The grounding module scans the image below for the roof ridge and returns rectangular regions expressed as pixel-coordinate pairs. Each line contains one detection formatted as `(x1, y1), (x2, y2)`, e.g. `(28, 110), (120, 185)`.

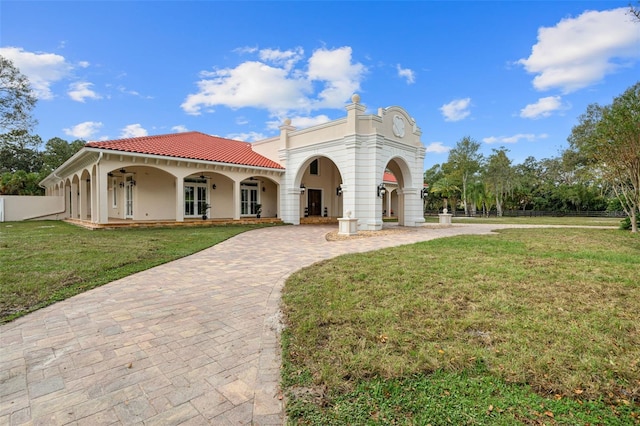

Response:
(84, 131), (283, 169)
(87, 131), (252, 146)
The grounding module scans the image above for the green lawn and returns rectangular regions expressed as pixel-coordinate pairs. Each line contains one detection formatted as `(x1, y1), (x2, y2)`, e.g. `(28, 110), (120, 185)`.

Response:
(281, 228), (639, 424)
(0, 221), (272, 323)
(2, 219), (638, 423)
(428, 215), (623, 227)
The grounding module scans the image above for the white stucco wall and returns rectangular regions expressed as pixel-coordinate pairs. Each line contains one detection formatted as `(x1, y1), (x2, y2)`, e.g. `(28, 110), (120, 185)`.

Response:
(0, 195), (66, 222)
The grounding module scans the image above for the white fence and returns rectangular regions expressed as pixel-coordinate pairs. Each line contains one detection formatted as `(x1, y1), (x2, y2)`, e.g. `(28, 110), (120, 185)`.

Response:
(0, 195), (66, 222)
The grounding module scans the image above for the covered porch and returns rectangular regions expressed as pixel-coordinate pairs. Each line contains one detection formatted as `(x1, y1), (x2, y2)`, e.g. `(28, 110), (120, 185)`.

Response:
(64, 216), (283, 230)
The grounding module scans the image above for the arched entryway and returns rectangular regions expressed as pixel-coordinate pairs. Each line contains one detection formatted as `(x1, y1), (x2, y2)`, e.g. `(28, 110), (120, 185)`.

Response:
(79, 169), (92, 220)
(381, 157), (414, 227)
(296, 155), (344, 221)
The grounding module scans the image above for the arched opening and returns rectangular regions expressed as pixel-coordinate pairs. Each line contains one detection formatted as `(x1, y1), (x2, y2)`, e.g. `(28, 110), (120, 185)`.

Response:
(381, 157), (413, 227)
(80, 169), (92, 220)
(71, 175), (80, 219)
(239, 176), (278, 218)
(107, 166), (177, 221)
(297, 155), (343, 221)
(64, 178), (72, 218)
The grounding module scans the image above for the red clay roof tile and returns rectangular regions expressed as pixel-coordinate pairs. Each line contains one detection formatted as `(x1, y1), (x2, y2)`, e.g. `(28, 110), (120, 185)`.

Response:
(383, 171), (397, 183)
(85, 131), (283, 169)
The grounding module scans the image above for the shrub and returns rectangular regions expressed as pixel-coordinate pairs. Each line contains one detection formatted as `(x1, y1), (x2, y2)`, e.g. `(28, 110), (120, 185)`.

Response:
(619, 215), (640, 230)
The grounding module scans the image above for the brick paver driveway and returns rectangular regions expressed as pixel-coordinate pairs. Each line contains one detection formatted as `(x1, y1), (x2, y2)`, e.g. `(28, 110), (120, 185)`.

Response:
(1, 223), (517, 425)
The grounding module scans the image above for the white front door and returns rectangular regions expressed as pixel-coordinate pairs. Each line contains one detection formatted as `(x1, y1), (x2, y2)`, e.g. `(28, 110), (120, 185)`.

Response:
(184, 179), (208, 217)
(240, 182), (259, 216)
(125, 175), (134, 219)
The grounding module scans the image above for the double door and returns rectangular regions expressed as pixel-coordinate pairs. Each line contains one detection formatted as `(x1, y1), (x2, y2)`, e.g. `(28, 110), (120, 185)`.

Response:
(184, 184), (208, 217)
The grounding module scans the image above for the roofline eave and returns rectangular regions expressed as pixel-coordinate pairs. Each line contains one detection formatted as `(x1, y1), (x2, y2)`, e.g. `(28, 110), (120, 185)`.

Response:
(39, 147), (99, 187)
(90, 147), (286, 174)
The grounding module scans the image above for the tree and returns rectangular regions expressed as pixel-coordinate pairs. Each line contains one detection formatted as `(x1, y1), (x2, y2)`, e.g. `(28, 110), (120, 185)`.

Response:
(41, 137), (85, 173)
(568, 82), (640, 232)
(423, 164), (445, 212)
(0, 130), (43, 173)
(0, 170), (43, 195)
(484, 147), (514, 217)
(513, 156), (541, 211)
(446, 136), (483, 216)
(469, 179), (492, 217)
(430, 176), (460, 213)
(629, 2), (640, 22)
(0, 56), (37, 133)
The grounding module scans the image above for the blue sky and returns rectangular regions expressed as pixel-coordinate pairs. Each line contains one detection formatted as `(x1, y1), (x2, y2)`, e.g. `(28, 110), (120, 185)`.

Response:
(2, 1), (639, 170)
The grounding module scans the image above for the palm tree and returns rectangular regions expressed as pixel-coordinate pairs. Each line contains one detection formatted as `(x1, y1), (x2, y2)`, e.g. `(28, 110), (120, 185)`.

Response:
(430, 177), (460, 213)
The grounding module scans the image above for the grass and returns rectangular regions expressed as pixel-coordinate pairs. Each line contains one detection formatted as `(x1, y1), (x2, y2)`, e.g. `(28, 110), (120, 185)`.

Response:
(0, 220), (272, 323)
(281, 228), (640, 424)
(426, 215), (623, 227)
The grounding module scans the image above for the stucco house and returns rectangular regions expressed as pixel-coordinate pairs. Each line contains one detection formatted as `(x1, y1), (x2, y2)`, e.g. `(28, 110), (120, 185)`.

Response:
(38, 95), (427, 231)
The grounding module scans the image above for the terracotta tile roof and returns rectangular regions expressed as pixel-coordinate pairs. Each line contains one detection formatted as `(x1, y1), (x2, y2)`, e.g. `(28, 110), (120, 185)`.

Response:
(383, 171), (397, 183)
(85, 131), (283, 169)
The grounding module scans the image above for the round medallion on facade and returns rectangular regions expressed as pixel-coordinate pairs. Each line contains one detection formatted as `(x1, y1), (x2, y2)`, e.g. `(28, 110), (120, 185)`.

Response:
(392, 115), (405, 138)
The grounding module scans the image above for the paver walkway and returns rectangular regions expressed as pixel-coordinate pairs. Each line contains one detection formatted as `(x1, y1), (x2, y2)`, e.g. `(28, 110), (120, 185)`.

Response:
(1, 223), (536, 425)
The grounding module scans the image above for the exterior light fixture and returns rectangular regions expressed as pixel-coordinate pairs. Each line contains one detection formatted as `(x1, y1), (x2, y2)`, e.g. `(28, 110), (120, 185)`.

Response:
(212, 184), (217, 190)
(421, 188), (429, 199)
(377, 183), (386, 198)
(336, 185), (343, 196)
(300, 183), (306, 194)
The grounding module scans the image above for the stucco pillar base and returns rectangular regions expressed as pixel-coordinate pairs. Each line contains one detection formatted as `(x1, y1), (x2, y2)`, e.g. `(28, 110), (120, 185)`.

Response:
(338, 217), (358, 236)
(438, 213), (452, 225)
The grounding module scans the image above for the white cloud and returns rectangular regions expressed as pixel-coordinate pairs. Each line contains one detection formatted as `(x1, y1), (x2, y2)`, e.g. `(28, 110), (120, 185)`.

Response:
(68, 81), (101, 102)
(120, 124), (148, 138)
(0, 46), (72, 100)
(483, 133), (545, 144)
(234, 46), (258, 55)
(63, 121), (103, 139)
(78, 61), (90, 68)
(440, 98), (471, 122)
(308, 47), (366, 108)
(172, 125), (188, 133)
(291, 115), (332, 129)
(259, 47), (304, 71)
(227, 131), (267, 142)
(265, 114), (332, 131)
(518, 7), (640, 93)
(425, 142), (451, 154)
(182, 61), (311, 115)
(182, 46), (366, 116)
(520, 96), (568, 119)
(397, 64), (416, 84)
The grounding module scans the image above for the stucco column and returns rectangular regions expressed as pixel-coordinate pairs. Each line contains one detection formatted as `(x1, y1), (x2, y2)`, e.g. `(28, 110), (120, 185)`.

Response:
(386, 190), (392, 218)
(97, 171), (109, 224)
(402, 187), (425, 227)
(233, 179), (241, 220)
(175, 177), (184, 222)
(91, 172), (97, 222)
